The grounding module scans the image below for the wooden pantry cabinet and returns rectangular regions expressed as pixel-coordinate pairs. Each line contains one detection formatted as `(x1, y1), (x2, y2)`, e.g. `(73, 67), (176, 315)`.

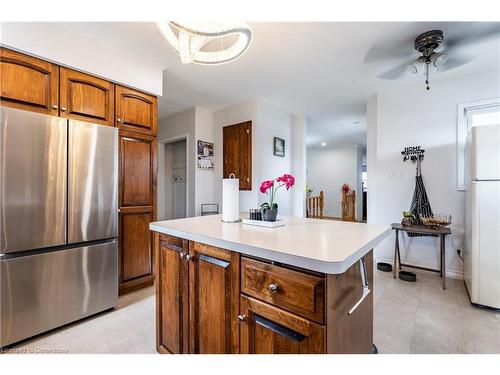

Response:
(154, 233), (374, 354)
(0, 47), (158, 296)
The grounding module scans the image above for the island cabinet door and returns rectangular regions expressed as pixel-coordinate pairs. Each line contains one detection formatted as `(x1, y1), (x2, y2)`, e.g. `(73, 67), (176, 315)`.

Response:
(188, 242), (240, 354)
(239, 296), (325, 354)
(157, 235), (189, 354)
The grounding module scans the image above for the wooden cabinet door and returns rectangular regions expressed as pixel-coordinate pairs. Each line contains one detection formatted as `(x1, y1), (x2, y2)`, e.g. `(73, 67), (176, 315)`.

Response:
(59, 67), (114, 126)
(240, 296), (325, 354)
(116, 85), (157, 135)
(223, 121), (252, 190)
(119, 130), (157, 294)
(156, 234), (189, 354)
(0, 47), (58, 115)
(188, 242), (240, 353)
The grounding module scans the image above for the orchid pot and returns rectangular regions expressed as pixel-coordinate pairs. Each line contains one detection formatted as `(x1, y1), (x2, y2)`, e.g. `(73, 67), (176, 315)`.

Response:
(259, 174), (295, 222)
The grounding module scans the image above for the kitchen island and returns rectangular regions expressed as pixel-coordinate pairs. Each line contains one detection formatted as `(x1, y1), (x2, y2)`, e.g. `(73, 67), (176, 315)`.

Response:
(150, 215), (391, 354)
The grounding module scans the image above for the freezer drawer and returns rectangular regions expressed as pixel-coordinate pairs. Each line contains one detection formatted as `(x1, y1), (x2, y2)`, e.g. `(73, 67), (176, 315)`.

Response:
(0, 108), (67, 254)
(68, 120), (118, 243)
(0, 240), (118, 347)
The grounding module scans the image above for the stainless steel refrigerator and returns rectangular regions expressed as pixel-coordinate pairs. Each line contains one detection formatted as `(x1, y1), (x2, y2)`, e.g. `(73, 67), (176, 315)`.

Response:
(0, 107), (118, 347)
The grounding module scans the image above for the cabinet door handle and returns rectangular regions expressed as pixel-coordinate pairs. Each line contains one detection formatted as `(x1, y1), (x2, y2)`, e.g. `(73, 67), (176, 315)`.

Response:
(179, 252), (185, 260)
(117, 118), (122, 123)
(268, 283), (279, 294)
(185, 254), (192, 262)
(61, 106), (66, 112)
(237, 314), (246, 322)
(52, 104), (58, 110)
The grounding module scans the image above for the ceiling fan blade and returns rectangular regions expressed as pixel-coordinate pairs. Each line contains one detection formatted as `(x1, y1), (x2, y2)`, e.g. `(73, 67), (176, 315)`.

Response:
(364, 46), (414, 64)
(438, 57), (474, 73)
(377, 63), (410, 80)
(445, 24), (500, 49)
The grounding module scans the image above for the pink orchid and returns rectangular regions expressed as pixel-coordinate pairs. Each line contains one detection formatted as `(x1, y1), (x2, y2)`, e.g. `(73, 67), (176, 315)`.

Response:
(259, 173), (295, 208)
(260, 180), (274, 193)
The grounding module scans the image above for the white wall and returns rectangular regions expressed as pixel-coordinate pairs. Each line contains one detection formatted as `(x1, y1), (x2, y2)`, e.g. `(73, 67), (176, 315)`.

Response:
(194, 108), (215, 216)
(292, 115), (307, 217)
(213, 100), (296, 215)
(1, 22), (163, 95)
(368, 69), (500, 279)
(307, 145), (362, 218)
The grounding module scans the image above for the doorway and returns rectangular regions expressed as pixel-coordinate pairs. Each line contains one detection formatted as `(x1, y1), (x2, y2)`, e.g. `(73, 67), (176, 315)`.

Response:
(158, 136), (188, 220)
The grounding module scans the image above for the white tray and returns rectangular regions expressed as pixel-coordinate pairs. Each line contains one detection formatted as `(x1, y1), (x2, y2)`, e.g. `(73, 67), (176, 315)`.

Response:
(241, 218), (286, 228)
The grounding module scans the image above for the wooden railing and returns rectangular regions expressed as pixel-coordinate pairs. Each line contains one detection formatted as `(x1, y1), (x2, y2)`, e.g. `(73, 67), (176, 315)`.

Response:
(342, 191), (356, 222)
(306, 191), (324, 219)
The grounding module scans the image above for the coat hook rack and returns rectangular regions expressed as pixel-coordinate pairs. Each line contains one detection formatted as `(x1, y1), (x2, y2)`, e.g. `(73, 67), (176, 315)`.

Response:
(401, 146), (425, 162)
(401, 146), (425, 176)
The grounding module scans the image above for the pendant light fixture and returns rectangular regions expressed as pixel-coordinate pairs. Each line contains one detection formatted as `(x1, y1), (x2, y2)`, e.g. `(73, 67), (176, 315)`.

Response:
(157, 22), (252, 65)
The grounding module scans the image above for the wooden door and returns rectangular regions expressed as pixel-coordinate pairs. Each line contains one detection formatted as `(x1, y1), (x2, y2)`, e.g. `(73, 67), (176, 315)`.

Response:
(188, 242), (240, 354)
(240, 296), (325, 354)
(223, 121), (252, 190)
(116, 85), (157, 135)
(59, 67), (115, 126)
(0, 47), (58, 115)
(156, 234), (189, 354)
(119, 130), (157, 294)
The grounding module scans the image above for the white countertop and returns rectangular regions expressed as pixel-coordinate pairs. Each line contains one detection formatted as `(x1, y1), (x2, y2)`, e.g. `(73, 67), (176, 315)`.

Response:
(149, 215), (391, 274)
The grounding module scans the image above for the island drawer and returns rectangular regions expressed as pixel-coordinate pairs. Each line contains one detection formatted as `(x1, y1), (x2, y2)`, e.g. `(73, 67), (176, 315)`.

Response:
(241, 257), (325, 324)
(159, 234), (185, 252)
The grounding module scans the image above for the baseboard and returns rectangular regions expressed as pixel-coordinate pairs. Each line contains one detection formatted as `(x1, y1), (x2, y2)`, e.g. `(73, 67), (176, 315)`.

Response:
(375, 256), (464, 280)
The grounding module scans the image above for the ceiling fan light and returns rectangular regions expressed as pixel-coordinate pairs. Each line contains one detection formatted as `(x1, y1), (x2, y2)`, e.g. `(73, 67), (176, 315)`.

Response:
(407, 57), (423, 74)
(431, 52), (448, 68)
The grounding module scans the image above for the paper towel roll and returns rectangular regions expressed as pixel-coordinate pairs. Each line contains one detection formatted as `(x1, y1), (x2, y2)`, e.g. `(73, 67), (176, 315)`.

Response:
(222, 176), (240, 222)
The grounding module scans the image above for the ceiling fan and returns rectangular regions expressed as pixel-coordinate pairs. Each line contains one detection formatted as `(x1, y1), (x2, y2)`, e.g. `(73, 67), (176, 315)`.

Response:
(365, 25), (500, 90)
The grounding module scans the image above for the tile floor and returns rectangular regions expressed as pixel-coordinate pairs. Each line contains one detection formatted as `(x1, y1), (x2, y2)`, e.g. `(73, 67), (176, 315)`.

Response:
(5, 268), (500, 354)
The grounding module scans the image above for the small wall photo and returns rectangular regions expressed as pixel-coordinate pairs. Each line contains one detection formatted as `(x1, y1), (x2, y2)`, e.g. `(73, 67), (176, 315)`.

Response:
(274, 137), (285, 157)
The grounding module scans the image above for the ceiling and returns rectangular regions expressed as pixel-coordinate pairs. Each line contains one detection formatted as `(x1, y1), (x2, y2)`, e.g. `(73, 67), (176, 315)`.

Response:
(48, 22), (500, 146)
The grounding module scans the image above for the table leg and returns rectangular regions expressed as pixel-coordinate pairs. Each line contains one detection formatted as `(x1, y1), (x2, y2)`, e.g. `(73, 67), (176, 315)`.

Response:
(393, 230), (399, 279)
(441, 234), (446, 290)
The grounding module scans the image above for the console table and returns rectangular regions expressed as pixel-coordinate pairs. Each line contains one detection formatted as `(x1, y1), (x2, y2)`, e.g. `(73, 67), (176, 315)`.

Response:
(391, 223), (452, 289)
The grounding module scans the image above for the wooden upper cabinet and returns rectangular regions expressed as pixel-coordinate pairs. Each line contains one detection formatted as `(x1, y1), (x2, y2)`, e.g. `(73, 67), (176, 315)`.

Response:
(239, 295), (325, 354)
(59, 67), (115, 126)
(116, 85), (157, 135)
(223, 121), (252, 190)
(119, 131), (156, 207)
(157, 235), (189, 354)
(188, 242), (240, 354)
(0, 48), (58, 115)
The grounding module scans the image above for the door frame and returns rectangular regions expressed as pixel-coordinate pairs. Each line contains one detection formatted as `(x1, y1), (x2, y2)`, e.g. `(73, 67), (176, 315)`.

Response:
(158, 134), (190, 220)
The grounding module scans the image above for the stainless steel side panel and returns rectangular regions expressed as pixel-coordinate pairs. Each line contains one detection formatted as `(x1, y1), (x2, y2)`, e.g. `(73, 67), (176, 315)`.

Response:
(0, 108), (67, 254)
(68, 120), (118, 243)
(0, 240), (118, 347)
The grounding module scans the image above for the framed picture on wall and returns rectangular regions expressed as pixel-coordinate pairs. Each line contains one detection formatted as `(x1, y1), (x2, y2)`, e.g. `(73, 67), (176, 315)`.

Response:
(273, 137), (285, 157)
(197, 140), (214, 170)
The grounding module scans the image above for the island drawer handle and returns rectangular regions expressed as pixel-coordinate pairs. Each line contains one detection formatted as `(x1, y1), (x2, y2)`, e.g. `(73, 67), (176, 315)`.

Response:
(348, 256), (371, 315)
(268, 283), (279, 294)
(161, 242), (184, 254)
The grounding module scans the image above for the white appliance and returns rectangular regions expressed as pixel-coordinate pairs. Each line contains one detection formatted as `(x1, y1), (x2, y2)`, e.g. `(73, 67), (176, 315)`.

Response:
(464, 123), (500, 309)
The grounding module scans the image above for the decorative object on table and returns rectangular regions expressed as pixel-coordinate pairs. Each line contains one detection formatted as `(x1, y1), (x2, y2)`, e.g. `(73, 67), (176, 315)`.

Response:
(241, 218), (286, 228)
(341, 183), (350, 194)
(420, 213), (452, 229)
(377, 262), (393, 272)
(273, 137), (285, 157)
(197, 140), (214, 170)
(399, 270), (416, 282)
(259, 173), (295, 222)
(306, 184), (313, 198)
(222, 174), (240, 223)
(248, 209), (262, 221)
(402, 145), (434, 237)
(401, 210), (416, 226)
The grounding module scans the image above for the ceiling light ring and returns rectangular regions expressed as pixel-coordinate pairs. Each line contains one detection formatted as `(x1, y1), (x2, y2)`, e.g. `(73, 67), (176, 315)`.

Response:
(158, 22), (252, 65)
